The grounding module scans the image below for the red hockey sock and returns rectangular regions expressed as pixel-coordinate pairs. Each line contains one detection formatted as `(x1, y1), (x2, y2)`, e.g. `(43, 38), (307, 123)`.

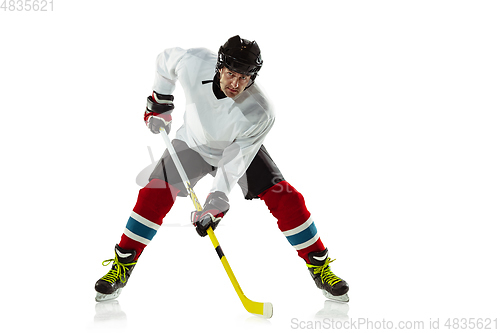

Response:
(119, 179), (180, 260)
(259, 181), (325, 263)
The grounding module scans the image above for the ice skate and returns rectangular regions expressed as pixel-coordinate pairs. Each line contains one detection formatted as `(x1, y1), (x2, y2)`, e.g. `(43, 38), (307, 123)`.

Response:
(95, 245), (137, 302)
(307, 248), (349, 303)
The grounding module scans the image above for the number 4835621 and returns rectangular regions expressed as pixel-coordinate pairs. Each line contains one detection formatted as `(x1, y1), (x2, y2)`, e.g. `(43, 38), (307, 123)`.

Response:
(1, 0), (53, 11)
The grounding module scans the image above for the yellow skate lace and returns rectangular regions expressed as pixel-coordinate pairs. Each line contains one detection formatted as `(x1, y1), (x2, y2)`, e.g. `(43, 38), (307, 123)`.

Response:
(100, 254), (136, 284)
(306, 258), (342, 286)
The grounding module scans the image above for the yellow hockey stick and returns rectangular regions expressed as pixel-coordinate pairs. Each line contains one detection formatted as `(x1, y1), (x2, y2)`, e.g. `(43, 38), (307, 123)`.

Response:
(159, 127), (273, 319)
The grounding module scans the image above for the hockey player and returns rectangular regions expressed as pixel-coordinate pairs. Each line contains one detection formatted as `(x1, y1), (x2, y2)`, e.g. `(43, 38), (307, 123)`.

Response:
(95, 35), (349, 303)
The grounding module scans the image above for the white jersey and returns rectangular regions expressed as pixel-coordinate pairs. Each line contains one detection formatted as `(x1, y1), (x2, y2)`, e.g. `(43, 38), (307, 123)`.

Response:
(152, 47), (275, 196)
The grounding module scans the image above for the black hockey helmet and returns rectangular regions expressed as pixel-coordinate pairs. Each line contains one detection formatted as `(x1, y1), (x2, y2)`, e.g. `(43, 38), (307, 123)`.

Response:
(216, 35), (263, 81)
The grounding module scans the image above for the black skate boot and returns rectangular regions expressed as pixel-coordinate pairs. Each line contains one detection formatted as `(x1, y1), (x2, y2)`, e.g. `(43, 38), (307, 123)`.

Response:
(307, 248), (349, 303)
(95, 244), (137, 302)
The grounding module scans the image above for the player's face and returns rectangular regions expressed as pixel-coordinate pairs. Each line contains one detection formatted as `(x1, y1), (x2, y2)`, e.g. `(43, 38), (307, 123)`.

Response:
(219, 67), (251, 98)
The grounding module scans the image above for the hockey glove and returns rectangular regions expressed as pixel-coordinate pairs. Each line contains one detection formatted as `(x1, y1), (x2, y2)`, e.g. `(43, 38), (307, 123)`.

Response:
(191, 191), (230, 237)
(144, 92), (174, 134)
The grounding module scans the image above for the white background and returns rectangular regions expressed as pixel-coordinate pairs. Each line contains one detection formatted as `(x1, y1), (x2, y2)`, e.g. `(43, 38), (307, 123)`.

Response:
(1, 1), (499, 332)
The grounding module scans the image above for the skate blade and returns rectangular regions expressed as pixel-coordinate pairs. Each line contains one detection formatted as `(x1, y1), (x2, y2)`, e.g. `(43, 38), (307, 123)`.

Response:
(323, 290), (349, 303)
(95, 289), (122, 302)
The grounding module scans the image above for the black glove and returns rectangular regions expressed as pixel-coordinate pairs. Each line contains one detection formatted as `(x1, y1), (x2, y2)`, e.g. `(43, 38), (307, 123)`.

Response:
(143, 93), (174, 134)
(191, 191), (230, 237)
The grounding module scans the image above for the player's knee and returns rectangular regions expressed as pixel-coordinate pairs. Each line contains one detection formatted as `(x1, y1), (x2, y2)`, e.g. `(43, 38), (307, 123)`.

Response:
(260, 181), (306, 212)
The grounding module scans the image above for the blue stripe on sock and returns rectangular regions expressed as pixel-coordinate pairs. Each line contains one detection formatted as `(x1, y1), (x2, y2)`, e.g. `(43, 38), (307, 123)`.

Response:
(125, 216), (158, 241)
(285, 222), (318, 246)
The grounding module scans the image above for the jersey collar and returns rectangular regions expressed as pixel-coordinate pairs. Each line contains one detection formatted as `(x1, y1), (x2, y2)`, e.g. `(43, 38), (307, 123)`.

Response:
(202, 74), (227, 100)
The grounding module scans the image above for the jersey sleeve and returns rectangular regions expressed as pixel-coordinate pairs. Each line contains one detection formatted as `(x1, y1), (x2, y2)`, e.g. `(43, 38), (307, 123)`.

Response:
(152, 47), (188, 95)
(209, 115), (275, 197)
